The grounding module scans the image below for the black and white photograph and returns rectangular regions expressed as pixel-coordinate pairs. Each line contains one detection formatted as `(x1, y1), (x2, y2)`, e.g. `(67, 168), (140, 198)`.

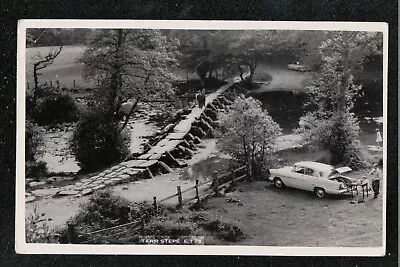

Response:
(16, 20), (387, 255)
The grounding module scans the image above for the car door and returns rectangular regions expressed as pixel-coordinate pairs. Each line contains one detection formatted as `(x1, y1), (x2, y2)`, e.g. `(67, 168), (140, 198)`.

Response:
(287, 166), (306, 189)
(301, 167), (318, 191)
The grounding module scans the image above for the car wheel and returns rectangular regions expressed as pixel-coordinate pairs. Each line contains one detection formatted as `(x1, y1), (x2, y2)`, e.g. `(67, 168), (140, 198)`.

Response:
(274, 178), (285, 188)
(315, 188), (326, 198)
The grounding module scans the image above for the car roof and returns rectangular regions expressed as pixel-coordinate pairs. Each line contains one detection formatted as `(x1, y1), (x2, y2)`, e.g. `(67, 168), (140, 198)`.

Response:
(295, 161), (334, 172)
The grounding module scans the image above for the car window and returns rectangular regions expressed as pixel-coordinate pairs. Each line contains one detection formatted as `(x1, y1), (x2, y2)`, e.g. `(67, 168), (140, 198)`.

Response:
(294, 166), (304, 174)
(313, 170), (323, 178)
(304, 168), (314, 176)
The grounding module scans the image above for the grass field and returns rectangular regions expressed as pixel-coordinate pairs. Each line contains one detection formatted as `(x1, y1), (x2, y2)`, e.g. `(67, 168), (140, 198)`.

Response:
(200, 182), (383, 247)
(26, 45), (94, 88)
(25, 45), (197, 90)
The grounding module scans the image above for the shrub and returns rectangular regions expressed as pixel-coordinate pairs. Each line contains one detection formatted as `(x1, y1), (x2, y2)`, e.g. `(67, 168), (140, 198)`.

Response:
(58, 190), (155, 243)
(71, 109), (131, 172)
(217, 96), (281, 178)
(25, 121), (48, 178)
(25, 120), (44, 162)
(26, 160), (48, 179)
(297, 111), (364, 169)
(35, 93), (79, 125)
(26, 206), (59, 243)
(144, 220), (194, 237)
(200, 218), (245, 242)
(70, 190), (148, 228)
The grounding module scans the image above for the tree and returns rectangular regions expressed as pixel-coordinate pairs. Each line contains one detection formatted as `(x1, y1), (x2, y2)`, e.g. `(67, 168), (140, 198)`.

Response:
(218, 95), (281, 178)
(318, 31), (382, 116)
(27, 29), (64, 117)
(177, 30), (233, 83)
(31, 45), (63, 115)
(297, 31), (383, 168)
(71, 110), (131, 172)
(80, 29), (179, 128)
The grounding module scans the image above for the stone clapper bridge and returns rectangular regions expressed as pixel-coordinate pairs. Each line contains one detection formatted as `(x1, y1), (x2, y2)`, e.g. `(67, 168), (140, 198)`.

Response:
(26, 77), (247, 202)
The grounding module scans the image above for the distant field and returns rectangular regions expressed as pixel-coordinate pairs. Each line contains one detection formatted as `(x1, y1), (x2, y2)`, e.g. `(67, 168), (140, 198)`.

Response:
(25, 45), (197, 90)
(25, 45), (93, 89)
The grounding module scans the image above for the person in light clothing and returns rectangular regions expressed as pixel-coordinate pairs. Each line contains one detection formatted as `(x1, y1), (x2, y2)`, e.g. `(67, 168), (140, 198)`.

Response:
(375, 128), (382, 148)
(369, 163), (382, 199)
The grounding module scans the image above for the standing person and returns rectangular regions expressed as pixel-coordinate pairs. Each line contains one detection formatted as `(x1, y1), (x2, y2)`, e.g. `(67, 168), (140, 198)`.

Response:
(375, 128), (382, 148)
(196, 89), (206, 108)
(369, 163), (382, 199)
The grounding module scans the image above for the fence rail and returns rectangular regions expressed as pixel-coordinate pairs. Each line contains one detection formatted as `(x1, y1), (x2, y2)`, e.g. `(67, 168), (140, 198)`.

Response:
(68, 164), (249, 244)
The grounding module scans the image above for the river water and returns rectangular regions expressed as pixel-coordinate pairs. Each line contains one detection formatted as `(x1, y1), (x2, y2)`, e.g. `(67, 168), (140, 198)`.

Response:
(248, 78), (384, 146)
(180, 71), (384, 182)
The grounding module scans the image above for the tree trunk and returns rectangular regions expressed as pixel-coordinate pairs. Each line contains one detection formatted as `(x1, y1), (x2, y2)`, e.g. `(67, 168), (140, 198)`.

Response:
(208, 69), (213, 79)
(109, 29), (124, 117)
(238, 65), (244, 82)
(248, 56), (258, 83)
(249, 63), (256, 83)
(119, 98), (139, 132)
(32, 63), (40, 116)
(338, 46), (350, 116)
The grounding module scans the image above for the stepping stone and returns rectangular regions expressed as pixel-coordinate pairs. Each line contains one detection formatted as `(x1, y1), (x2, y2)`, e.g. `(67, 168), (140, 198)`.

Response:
(103, 180), (114, 186)
(123, 168), (141, 176)
(31, 188), (61, 197)
(166, 132), (187, 140)
(110, 178), (123, 185)
(109, 165), (121, 171)
(93, 184), (106, 191)
(138, 160), (158, 168)
(29, 181), (47, 188)
(104, 173), (116, 178)
(125, 160), (157, 168)
(25, 196), (35, 202)
(56, 190), (79, 196)
(138, 153), (152, 160)
(119, 174), (131, 180)
(81, 188), (94, 196)
(148, 154), (162, 160)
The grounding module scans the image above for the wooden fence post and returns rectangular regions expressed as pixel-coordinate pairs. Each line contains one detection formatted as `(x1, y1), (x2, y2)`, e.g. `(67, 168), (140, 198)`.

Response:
(213, 171), (220, 196)
(140, 217), (145, 234)
(67, 223), (78, 244)
(231, 170), (236, 186)
(73, 80), (76, 87)
(195, 180), (200, 204)
(50, 80), (53, 87)
(153, 196), (158, 214)
(247, 160), (253, 182)
(177, 186), (183, 208)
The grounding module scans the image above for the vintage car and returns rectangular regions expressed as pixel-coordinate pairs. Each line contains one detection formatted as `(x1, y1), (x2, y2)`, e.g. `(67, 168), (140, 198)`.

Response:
(287, 63), (311, 72)
(268, 161), (355, 198)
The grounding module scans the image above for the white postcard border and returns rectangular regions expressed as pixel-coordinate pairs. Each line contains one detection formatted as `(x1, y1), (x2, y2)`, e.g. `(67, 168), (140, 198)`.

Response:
(16, 19), (389, 256)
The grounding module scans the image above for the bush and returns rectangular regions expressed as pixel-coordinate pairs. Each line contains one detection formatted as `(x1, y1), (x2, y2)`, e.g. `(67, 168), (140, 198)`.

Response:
(25, 120), (44, 162)
(25, 121), (48, 178)
(297, 112), (364, 169)
(26, 160), (48, 179)
(217, 96), (281, 177)
(58, 190), (154, 243)
(71, 109), (131, 172)
(26, 206), (59, 243)
(71, 190), (151, 227)
(35, 93), (79, 125)
(200, 218), (245, 242)
(144, 220), (194, 237)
